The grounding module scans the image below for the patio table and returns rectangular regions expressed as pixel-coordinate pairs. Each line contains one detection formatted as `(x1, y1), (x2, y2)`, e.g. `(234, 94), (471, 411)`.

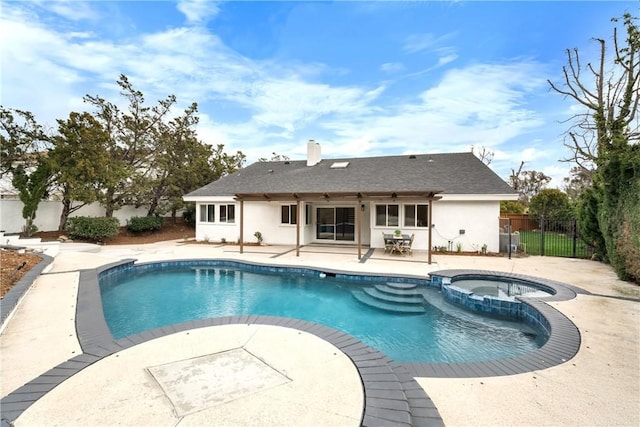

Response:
(384, 234), (411, 254)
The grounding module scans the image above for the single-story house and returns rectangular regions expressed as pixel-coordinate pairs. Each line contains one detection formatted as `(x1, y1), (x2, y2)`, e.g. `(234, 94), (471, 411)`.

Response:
(184, 141), (518, 262)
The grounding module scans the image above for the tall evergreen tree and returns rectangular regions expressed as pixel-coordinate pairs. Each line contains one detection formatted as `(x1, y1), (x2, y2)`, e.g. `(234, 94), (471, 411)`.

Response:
(83, 74), (176, 217)
(549, 14), (639, 282)
(49, 112), (111, 230)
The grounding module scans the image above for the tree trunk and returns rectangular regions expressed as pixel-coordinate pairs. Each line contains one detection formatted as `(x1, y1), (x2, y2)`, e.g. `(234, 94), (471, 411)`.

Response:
(146, 180), (167, 217)
(147, 199), (158, 217)
(104, 188), (116, 217)
(59, 199), (71, 231)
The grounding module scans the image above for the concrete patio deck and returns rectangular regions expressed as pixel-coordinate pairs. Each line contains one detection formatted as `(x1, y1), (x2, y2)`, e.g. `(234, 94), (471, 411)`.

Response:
(1, 241), (639, 426)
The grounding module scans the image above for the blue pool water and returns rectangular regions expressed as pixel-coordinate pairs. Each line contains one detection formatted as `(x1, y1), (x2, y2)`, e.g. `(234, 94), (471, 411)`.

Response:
(100, 265), (545, 363)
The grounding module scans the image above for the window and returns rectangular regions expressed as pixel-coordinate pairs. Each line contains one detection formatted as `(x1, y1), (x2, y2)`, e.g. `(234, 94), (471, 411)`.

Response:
(375, 204), (399, 227)
(305, 204), (311, 225)
(219, 204), (235, 223)
(200, 204), (215, 222)
(404, 204), (429, 227)
(200, 204), (235, 223)
(281, 204), (297, 225)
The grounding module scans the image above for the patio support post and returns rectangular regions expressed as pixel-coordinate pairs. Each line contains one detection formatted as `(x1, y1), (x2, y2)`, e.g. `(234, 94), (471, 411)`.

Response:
(357, 199), (362, 260)
(296, 200), (301, 256)
(428, 199), (433, 264)
(239, 199), (244, 254)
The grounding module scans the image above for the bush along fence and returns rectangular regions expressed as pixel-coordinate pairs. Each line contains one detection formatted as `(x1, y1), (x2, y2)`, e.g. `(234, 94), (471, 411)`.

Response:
(499, 217), (592, 259)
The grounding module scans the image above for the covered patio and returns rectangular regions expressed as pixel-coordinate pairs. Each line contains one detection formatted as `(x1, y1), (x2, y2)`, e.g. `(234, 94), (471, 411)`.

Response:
(234, 190), (443, 263)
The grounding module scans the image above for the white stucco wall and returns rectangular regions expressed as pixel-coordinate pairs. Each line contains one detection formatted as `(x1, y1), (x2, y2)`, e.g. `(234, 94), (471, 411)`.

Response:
(196, 201), (365, 245)
(0, 199), (149, 233)
(193, 198), (502, 253)
(195, 201), (315, 245)
(431, 199), (501, 252)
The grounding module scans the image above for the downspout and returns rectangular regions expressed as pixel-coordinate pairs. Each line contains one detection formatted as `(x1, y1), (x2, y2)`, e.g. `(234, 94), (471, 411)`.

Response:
(239, 199), (244, 254)
(296, 200), (301, 256)
(357, 199), (362, 260)
(428, 199), (433, 264)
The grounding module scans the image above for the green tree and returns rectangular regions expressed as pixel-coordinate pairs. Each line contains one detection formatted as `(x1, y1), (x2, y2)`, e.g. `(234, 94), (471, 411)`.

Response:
(49, 112), (112, 230)
(11, 160), (52, 236)
(143, 103), (203, 217)
(529, 189), (571, 219)
(577, 187), (606, 256)
(129, 101), (246, 218)
(83, 74), (177, 217)
(0, 107), (49, 177)
(549, 14), (639, 282)
(500, 200), (526, 214)
(129, 103), (202, 217)
(563, 165), (595, 202)
(163, 143), (245, 220)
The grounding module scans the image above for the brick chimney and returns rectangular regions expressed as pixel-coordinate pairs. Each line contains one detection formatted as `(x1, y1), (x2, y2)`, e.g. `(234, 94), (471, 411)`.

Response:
(306, 140), (321, 166)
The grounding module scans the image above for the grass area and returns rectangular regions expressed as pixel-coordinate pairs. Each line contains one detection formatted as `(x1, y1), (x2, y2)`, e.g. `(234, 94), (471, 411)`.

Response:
(518, 230), (591, 258)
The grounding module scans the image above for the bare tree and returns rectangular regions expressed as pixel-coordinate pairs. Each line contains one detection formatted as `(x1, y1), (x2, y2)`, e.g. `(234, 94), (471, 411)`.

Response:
(548, 14), (639, 281)
(258, 152), (290, 162)
(470, 145), (494, 165)
(508, 161), (552, 205)
(548, 14), (639, 167)
(563, 165), (595, 201)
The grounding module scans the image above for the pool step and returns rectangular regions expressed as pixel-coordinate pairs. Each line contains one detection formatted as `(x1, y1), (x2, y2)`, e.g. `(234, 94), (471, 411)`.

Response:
(364, 287), (425, 304)
(375, 283), (422, 297)
(384, 282), (418, 290)
(352, 286), (426, 314)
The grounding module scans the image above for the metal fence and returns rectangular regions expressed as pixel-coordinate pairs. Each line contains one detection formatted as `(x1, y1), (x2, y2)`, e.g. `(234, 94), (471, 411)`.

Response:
(499, 217), (592, 259)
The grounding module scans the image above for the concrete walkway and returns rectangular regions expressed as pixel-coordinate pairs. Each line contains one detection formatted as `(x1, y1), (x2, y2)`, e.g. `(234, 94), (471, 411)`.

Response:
(1, 241), (639, 426)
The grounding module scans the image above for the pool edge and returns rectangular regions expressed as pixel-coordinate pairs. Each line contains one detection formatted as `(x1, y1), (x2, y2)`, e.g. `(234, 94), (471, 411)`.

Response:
(1, 260), (584, 426)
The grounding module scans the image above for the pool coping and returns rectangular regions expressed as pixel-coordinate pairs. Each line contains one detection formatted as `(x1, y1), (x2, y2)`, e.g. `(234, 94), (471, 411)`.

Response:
(1, 259), (584, 426)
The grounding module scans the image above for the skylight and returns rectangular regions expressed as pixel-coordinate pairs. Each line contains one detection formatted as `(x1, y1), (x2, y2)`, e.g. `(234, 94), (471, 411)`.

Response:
(330, 161), (349, 169)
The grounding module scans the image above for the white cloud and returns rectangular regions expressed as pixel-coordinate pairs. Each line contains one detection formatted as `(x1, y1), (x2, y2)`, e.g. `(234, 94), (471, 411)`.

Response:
(435, 53), (458, 67)
(380, 62), (405, 73)
(243, 79), (383, 137)
(1, 1), (564, 176)
(403, 32), (456, 54)
(403, 33), (437, 54)
(43, 0), (100, 22)
(176, 0), (220, 24)
(317, 61), (549, 162)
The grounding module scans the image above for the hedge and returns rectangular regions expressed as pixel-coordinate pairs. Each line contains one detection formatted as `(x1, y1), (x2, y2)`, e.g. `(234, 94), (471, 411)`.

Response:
(127, 216), (164, 233)
(67, 216), (120, 241)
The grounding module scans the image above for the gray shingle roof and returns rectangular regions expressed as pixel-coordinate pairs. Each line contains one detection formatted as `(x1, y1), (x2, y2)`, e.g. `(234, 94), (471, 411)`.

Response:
(185, 152), (515, 198)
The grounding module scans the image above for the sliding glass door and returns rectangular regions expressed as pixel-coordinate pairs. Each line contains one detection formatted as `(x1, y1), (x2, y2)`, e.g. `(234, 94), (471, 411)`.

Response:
(316, 207), (355, 241)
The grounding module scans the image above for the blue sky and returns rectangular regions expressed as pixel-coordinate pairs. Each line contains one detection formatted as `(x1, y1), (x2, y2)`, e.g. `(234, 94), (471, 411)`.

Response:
(1, 1), (637, 186)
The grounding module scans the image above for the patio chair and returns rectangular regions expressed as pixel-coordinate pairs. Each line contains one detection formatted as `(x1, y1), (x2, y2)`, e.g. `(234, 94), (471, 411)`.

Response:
(382, 232), (393, 253)
(401, 233), (415, 255)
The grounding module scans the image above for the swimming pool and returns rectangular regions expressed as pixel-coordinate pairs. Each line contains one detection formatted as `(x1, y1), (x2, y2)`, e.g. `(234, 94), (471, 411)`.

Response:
(99, 261), (546, 364)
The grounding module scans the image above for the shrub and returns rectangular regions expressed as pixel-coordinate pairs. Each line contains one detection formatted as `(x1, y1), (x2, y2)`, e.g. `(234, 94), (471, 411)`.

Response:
(67, 216), (120, 241)
(500, 200), (526, 214)
(529, 189), (571, 219)
(127, 216), (164, 233)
